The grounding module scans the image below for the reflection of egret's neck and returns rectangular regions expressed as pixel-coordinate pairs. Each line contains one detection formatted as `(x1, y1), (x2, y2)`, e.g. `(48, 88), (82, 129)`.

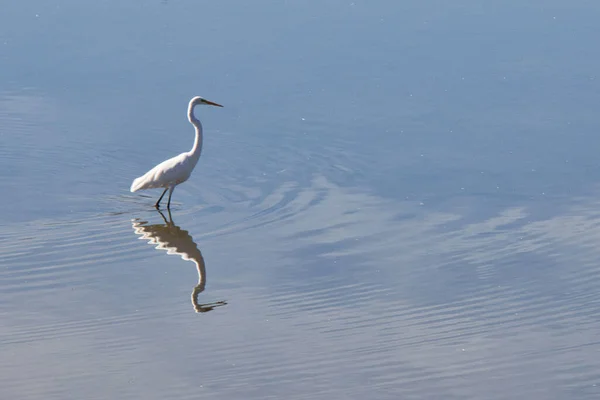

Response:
(131, 210), (227, 313)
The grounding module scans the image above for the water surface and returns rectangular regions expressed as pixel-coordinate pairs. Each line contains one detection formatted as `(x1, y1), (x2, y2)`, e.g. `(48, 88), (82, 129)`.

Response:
(2, 1), (600, 398)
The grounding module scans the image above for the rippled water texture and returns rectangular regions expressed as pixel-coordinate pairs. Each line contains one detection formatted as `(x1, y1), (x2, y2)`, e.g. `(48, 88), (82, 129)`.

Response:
(2, 1), (600, 399)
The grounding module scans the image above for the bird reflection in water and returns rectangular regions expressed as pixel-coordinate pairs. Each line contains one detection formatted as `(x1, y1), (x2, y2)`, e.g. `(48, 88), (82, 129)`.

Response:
(131, 209), (227, 313)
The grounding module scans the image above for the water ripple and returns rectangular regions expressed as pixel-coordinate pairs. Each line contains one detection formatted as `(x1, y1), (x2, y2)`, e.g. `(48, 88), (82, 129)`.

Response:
(3, 166), (600, 398)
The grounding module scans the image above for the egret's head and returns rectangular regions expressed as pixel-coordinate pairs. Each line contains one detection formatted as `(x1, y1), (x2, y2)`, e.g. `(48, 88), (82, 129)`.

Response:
(190, 96), (223, 108)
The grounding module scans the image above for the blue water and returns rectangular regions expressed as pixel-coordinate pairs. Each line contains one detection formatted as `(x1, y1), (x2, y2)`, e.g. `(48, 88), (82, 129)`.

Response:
(2, 1), (600, 399)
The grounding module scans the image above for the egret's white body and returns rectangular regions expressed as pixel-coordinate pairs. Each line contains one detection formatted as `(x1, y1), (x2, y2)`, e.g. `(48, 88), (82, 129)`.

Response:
(130, 96), (223, 209)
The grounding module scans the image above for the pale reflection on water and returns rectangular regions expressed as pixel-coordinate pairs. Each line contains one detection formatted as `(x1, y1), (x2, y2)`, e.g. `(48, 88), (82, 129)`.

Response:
(2, 0), (600, 398)
(132, 209), (227, 313)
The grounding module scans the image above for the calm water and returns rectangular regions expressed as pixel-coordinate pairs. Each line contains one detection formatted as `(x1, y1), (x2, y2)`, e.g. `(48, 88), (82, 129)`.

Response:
(2, 1), (600, 398)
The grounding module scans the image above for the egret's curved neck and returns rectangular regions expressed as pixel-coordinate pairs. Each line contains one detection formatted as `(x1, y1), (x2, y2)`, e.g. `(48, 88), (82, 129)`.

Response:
(188, 103), (203, 159)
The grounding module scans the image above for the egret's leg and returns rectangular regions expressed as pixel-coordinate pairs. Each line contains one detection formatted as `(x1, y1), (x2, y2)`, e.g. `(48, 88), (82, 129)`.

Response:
(155, 188), (169, 209)
(166, 186), (176, 209)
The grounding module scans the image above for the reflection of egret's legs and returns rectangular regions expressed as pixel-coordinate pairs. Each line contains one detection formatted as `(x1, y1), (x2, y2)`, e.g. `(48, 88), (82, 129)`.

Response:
(155, 188), (169, 209)
(156, 208), (175, 226)
(156, 208), (170, 225)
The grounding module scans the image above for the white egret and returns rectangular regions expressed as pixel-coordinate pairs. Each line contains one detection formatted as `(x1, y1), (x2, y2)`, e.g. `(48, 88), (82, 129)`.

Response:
(130, 96), (223, 209)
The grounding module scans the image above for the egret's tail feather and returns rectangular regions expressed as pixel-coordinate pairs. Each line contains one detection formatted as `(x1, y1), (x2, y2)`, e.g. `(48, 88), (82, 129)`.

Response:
(130, 176), (145, 192)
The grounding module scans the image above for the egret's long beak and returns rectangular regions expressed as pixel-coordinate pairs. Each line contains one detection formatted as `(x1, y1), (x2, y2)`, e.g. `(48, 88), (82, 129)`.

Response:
(204, 100), (223, 107)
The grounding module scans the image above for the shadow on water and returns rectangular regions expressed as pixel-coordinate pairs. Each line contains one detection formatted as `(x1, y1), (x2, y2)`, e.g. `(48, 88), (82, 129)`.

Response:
(131, 209), (227, 313)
